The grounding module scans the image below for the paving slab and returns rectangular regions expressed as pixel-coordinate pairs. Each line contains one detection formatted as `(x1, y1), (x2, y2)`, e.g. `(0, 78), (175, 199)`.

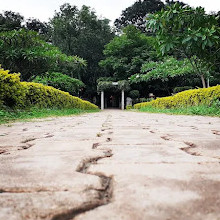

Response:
(0, 110), (220, 220)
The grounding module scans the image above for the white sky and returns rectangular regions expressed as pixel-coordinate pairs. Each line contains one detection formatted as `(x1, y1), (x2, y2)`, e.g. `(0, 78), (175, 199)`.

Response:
(0, 0), (220, 25)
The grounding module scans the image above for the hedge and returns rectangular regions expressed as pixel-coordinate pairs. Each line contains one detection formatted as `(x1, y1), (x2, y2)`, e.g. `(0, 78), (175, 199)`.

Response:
(134, 86), (220, 109)
(0, 66), (98, 110)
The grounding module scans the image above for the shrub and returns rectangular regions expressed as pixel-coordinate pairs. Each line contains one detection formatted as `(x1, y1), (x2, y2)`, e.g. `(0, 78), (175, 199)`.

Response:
(0, 66), (98, 110)
(134, 86), (220, 109)
(33, 72), (85, 95)
(126, 105), (133, 110)
(0, 67), (26, 108)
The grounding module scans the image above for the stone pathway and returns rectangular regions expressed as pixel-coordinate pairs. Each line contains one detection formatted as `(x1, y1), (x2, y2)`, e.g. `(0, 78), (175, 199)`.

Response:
(0, 110), (220, 220)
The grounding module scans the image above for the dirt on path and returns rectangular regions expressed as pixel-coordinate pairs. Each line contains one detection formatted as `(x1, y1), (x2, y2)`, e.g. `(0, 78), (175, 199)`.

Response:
(0, 110), (220, 220)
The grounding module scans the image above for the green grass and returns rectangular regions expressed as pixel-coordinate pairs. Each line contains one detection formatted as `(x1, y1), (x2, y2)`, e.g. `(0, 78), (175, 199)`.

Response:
(138, 105), (220, 117)
(0, 108), (99, 124)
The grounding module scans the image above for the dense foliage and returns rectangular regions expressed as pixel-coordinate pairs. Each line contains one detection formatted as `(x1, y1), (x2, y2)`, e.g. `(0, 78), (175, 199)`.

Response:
(114, 0), (164, 33)
(147, 3), (220, 87)
(130, 56), (197, 95)
(0, 11), (23, 31)
(130, 57), (193, 83)
(0, 66), (97, 110)
(100, 25), (157, 80)
(33, 72), (85, 95)
(0, 29), (86, 81)
(0, 67), (25, 108)
(50, 3), (114, 96)
(25, 18), (51, 41)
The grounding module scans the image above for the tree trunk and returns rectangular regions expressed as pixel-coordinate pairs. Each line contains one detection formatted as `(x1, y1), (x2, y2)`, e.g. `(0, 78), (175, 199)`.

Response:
(200, 75), (206, 88)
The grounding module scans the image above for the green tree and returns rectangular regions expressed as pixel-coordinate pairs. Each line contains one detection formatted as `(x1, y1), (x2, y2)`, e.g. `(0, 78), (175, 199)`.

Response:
(0, 11), (23, 31)
(0, 29), (86, 81)
(114, 0), (164, 33)
(50, 3), (114, 97)
(99, 25), (157, 80)
(147, 3), (220, 87)
(130, 57), (194, 94)
(25, 18), (51, 41)
(165, 0), (187, 7)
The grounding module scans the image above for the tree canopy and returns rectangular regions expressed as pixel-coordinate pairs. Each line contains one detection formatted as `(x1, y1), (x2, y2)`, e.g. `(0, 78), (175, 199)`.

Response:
(25, 18), (51, 41)
(0, 11), (23, 31)
(114, 0), (164, 33)
(99, 25), (157, 80)
(0, 29), (86, 81)
(147, 3), (220, 87)
(50, 3), (114, 96)
(130, 57), (193, 83)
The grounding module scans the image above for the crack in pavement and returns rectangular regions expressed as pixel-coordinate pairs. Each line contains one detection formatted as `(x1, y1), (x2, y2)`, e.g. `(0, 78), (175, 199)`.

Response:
(51, 114), (114, 220)
(0, 134), (55, 155)
(160, 135), (172, 141)
(92, 143), (100, 149)
(51, 154), (113, 220)
(0, 188), (69, 193)
(21, 137), (37, 143)
(139, 124), (219, 160)
(180, 142), (201, 156)
(76, 150), (113, 174)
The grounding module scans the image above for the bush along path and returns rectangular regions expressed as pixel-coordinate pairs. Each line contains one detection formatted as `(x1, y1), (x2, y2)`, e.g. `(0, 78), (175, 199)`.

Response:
(0, 66), (98, 123)
(134, 86), (220, 116)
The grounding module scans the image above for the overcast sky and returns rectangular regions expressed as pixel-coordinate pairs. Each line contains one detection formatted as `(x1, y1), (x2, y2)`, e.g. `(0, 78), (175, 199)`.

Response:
(1, 0), (220, 25)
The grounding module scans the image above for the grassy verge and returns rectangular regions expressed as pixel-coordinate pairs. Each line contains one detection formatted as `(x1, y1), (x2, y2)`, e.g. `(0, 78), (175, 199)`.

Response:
(138, 105), (220, 117)
(0, 108), (100, 124)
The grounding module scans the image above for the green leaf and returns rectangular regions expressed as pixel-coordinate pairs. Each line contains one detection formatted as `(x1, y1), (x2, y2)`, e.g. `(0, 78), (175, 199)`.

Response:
(182, 37), (191, 44)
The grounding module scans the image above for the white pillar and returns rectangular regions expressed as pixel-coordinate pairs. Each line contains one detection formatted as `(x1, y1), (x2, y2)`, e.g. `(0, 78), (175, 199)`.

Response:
(101, 91), (104, 110)
(207, 78), (210, 88)
(121, 90), (124, 110)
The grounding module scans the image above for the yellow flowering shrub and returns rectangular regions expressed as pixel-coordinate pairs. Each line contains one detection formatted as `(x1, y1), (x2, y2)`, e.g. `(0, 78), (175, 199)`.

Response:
(0, 66), (98, 110)
(0, 67), (26, 107)
(134, 86), (220, 109)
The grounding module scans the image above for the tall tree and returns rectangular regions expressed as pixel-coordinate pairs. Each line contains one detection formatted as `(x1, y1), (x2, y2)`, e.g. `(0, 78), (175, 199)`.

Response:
(99, 25), (157, 80)
(50, 3), (114, 97)
(0, 11), (23, 31)
(114, 0), (164, 33)
(25, 18), (51, 41)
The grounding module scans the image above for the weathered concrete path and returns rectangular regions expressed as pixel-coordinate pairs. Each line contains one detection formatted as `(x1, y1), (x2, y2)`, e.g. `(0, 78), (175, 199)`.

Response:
(0, 110), (220, 220)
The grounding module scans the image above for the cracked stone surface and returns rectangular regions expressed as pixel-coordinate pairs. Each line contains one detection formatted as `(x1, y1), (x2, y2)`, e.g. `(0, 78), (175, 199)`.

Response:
(0, 110), (220, 220)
